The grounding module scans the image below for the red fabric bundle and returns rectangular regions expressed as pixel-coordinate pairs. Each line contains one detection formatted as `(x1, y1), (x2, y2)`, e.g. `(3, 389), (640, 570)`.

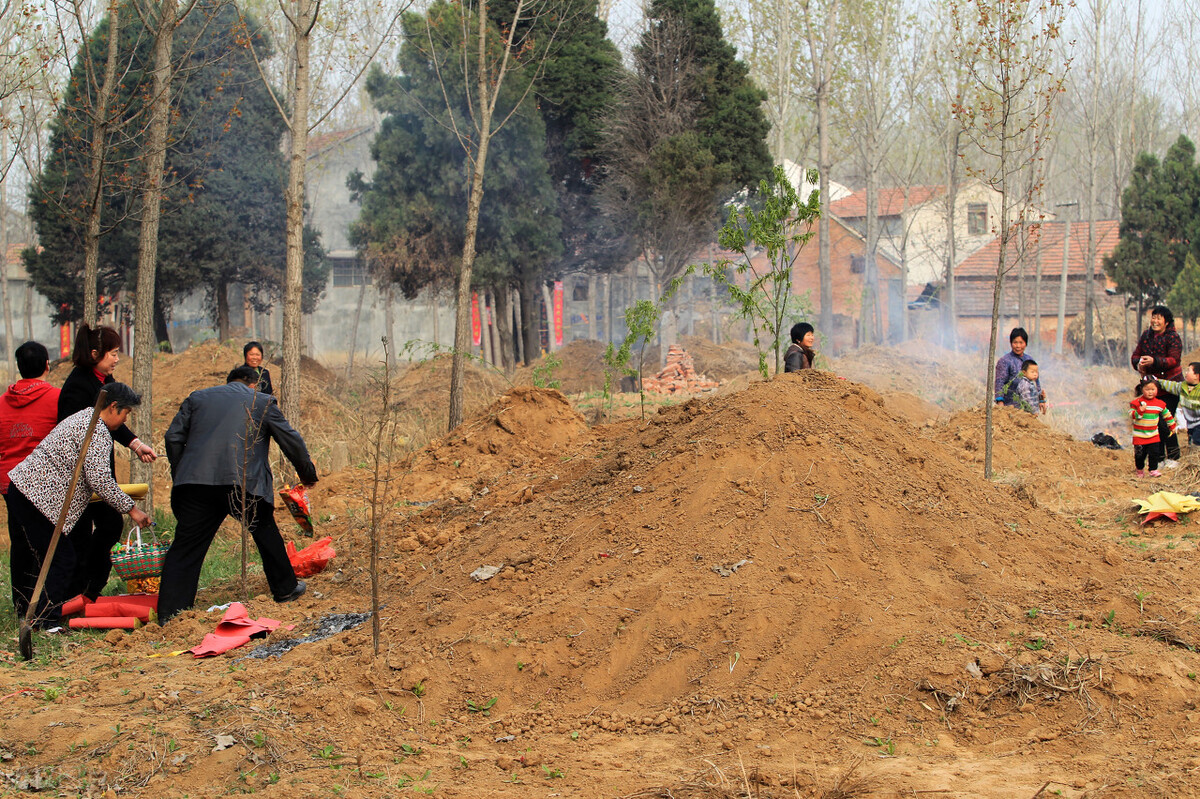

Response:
(286, 536), (335, 578)
(84, 602), (151, 622)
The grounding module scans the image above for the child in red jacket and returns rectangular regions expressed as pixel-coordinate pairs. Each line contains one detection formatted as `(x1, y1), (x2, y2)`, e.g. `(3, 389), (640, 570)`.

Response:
(1131, 378), (1176, 477)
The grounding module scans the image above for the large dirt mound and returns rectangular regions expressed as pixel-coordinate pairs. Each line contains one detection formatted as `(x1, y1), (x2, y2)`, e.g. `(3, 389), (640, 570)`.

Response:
(678, 334), (759, 381)
(372, 373), (1117, 715)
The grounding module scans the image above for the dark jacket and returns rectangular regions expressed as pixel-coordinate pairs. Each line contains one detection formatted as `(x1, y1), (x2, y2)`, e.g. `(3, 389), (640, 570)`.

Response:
(1131, 325), (1183, 381)
(165, 381), (316, 502)
(784, 343), (813, 373)
(57, 367), (135, 476)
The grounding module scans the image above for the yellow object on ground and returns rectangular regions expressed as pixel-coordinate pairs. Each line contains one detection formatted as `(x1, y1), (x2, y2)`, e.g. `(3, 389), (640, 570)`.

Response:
(89, 483), (149, 503)
(1133, 491), (1200, 516)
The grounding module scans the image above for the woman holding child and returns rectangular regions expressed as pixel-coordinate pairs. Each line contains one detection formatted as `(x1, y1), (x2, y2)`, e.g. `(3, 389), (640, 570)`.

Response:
(1131, 305), (1183, 464)
(994, 327), (1047, 414)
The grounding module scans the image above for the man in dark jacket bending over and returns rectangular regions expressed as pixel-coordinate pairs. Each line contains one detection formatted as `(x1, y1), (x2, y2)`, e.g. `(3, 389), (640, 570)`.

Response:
(158, 366), (318, 623)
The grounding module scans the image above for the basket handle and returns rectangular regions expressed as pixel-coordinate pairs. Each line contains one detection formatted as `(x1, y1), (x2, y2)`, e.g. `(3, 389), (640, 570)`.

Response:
(122, 520), (159, 549)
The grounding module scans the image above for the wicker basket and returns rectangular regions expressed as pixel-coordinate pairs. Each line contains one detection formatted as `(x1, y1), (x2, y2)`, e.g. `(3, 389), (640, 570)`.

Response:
(110, 525), (169, 581)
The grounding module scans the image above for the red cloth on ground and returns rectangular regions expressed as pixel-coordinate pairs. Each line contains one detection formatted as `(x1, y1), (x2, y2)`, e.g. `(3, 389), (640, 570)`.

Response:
(190, 603), (280, 657)
(0, 379), (60, 493)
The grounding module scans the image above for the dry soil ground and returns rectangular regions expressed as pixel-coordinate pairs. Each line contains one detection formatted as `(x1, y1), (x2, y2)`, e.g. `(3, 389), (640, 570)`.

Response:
(0, 341), (1198, 798)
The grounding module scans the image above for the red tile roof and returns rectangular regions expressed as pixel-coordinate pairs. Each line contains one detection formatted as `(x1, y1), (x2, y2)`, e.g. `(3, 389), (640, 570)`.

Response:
(954, 220), (1119, 278)
(829, 186), (945, 218)
(306, 125), (373, 159)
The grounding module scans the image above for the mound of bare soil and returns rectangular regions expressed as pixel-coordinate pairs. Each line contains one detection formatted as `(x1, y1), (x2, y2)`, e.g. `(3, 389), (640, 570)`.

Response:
(929, 404), (1131, 514)
(10, 378), (1200, 797)
(516, 339), (609, 395)
(389, 352), (510, 435)
(679, 334), (758, 381)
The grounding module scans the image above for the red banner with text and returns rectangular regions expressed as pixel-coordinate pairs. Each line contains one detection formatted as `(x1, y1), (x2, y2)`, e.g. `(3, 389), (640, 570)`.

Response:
(471, 294), (481, 346)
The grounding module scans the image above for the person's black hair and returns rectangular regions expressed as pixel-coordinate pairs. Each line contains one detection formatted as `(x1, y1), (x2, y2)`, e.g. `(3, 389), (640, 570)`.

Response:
(102, 382), (141, 410)
(1151, 305), (1175, 327)
(1020, 359), (1037, 371)
(243, 341), (264, 360)
(72, 323), (121, 369)
(1009, 327), (1029, 344)
(1189, 361), (1200, 376)
(227, 365), (260, 385)
(790, 322), (814, 344)
(15, 341), (49, 380)
(1136, 376), (1159, 397)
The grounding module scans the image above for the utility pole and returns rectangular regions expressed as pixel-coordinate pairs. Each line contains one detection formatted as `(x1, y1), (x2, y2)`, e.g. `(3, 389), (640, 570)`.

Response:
(1054, 200), (1078, 355)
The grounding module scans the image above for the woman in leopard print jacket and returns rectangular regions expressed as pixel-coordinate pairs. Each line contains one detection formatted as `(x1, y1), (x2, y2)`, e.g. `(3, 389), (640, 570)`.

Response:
(6, 383), (151, 627)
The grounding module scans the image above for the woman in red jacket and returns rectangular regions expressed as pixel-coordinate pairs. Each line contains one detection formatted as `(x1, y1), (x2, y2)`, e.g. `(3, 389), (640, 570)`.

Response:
(1131, 305), (1184, 464)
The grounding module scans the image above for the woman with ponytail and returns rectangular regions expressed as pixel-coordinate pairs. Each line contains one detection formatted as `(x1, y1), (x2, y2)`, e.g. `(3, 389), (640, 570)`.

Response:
(57, 324), (157, 599)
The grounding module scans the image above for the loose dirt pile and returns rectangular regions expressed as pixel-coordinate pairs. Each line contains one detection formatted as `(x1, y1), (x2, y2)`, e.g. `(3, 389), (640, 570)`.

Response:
(679, 334), (759, 381)
(10, 371), (1200, 797)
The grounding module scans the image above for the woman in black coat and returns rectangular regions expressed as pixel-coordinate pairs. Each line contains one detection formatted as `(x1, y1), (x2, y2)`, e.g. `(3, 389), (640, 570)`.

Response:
(58, 324), (157, 599)
(240, 341), (273, 395)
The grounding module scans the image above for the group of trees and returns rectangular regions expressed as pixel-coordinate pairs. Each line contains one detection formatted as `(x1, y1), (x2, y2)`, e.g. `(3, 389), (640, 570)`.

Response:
(25, 1), (325, 345)
(348, 0), (772, 425)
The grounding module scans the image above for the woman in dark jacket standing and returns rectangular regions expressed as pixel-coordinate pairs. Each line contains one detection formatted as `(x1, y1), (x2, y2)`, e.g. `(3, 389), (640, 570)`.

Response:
(241, 341), (273, 395)
(58, 324), (157, 599)
(784, 323), (816, 373)
(1131, 304), (1184, 464)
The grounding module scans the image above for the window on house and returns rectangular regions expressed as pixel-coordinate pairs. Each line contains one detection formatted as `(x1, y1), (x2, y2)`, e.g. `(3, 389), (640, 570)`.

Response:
(572, 278), (589, 301)
(330, 257), (367, 287)
(850, 255), (865, 274)
(967, 203), (988, 235)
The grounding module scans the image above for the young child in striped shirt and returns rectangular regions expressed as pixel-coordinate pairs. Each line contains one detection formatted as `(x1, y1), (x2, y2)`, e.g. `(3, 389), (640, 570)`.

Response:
(1130, 378), (1176, 477)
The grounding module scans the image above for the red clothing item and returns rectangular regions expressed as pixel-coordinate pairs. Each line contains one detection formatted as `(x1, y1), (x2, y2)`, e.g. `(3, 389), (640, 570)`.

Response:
(1131, 324), (1183, 381)
(0, 379), (61, 493)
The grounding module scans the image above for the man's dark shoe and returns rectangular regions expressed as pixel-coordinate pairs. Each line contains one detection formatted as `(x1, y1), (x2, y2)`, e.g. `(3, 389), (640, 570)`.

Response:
(274, 580), (306, 604)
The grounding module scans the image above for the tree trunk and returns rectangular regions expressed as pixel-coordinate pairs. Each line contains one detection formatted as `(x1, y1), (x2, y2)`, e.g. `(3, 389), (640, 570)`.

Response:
(131, 0), (181, 509)
(448, 0), (499, 431)
(280, 0), (317, 425)
(541, 282), (557, 353)
(488, 291), (503, 369)
(943, 123), (960, 351)
(511, 286), (524, 365)
(0, 141), (13, 382)
(495, 285), (514, 375)
(1055, 217), (1071, 355)
(345, 277), (368, 380)
(83, 0), (122, 327)
(816, 78), (834, 349)
(384, 282), (396, 371)
(520, 272), (539, 364)
(1033, 233), (1043, 346)
(216, 278), (230, 341)
(480, 293), (494, 366)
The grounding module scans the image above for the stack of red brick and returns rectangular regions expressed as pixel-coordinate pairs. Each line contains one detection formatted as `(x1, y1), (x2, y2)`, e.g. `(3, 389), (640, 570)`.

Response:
(641, 345), (719, 395)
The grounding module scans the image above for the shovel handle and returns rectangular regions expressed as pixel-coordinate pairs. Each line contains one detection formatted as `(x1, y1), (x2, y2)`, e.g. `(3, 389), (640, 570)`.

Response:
(22, 389), (110, 632)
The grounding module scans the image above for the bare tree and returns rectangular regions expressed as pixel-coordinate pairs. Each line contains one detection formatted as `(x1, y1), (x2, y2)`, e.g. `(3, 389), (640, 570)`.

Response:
(798, 0), (842, 348)
(128, 0), (201, 502)
(950, 0), (1070, 479)
(244, 0), (404, 423)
